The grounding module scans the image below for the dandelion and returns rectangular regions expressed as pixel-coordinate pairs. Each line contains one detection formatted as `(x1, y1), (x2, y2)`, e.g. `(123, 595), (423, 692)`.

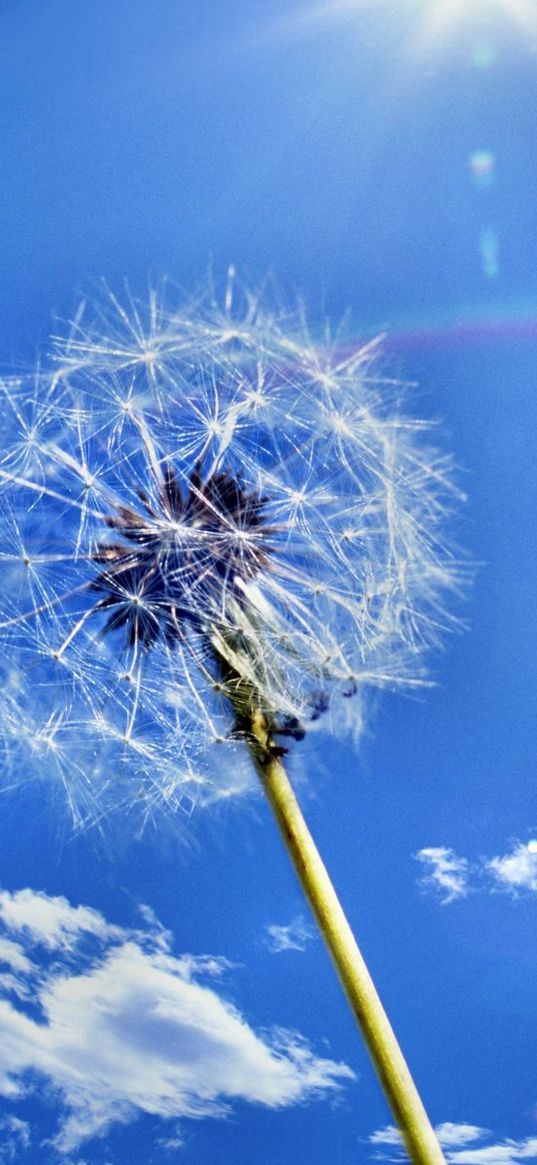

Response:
(0, 276), (465, 1163)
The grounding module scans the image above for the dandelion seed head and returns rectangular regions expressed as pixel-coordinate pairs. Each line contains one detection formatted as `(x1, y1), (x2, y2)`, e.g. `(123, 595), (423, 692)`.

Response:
(0, 280), (466, 830)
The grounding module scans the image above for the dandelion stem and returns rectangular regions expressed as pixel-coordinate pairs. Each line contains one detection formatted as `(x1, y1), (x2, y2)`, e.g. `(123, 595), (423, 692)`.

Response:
(247, 709), (446, 1165)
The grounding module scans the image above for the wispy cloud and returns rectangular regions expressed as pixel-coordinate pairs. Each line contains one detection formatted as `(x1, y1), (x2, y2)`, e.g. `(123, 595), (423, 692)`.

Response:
(414, 847), (470, 903)
(265, 915), (315, 953)
(0, 888), (353, 1154)
(415, 839), (537, 903)
(0, 1115), (31, 1160)
(369, 1123), (537, 1165)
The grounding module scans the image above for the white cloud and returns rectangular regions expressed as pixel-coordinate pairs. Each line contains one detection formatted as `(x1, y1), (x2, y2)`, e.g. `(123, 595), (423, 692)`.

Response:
(437, 1124), (491, 1148)
(369, 1124), (537, 1165)
(0, 1115), (31, 1160)
(486, 842), (537, 894)
(157, 1126), (185, 1152)
(448, 1138), (537, 1165)
(415, 839), (537, 902)
(0, 888), (353, 1154)
(0, 938), (32, 974)
(0, 889), (121, 950)
(415, 847), (470, 903)
(369, 1123), (405, 1147)
(265, 915), (315, 953)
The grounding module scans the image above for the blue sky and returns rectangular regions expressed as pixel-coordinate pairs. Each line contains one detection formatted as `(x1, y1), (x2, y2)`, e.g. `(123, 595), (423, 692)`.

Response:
(0, 1), (536, 1162)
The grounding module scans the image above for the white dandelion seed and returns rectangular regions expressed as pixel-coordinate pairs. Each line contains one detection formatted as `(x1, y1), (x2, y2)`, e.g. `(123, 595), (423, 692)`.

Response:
(0, 277), (466, 1164)
(0, 283), (463, 819)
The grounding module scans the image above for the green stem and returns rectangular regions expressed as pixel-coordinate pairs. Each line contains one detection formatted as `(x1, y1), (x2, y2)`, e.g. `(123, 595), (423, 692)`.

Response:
(248, 709), (446, 1165)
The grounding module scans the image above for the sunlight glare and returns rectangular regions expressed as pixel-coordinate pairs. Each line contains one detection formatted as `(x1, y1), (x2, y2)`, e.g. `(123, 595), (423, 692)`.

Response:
(257, 0), (537, 59)
(416, 0), (537, 48)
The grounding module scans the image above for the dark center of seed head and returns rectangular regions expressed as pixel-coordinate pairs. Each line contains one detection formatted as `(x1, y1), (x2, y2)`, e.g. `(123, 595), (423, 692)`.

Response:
(91, 461), (272, 649)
